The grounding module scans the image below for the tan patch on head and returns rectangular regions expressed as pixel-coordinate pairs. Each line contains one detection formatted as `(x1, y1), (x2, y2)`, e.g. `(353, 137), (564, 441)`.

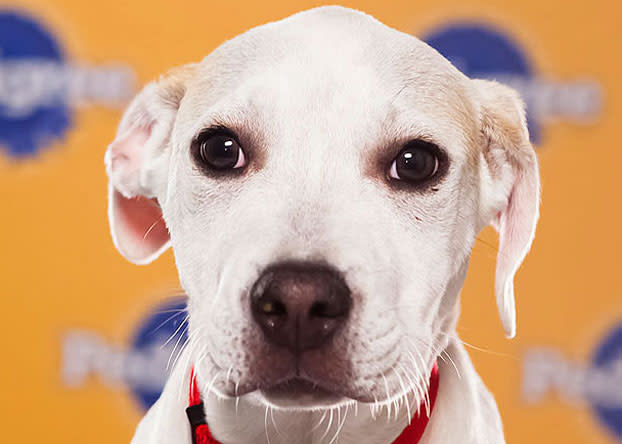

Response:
(474, 79), (532, 164)
(156, 63), (199, 110)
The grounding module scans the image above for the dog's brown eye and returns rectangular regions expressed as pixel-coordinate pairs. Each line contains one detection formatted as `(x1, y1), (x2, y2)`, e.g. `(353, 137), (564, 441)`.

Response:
(193, 128), (246, 171)
(389, 140), (441, 184)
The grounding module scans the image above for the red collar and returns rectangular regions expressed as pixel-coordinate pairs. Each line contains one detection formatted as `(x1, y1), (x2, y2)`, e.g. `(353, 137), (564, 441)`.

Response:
(186, 363), (439, 444)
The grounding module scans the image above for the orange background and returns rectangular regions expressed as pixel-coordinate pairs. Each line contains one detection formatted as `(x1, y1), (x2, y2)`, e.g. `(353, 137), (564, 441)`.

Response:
(1, 0), (621, 443)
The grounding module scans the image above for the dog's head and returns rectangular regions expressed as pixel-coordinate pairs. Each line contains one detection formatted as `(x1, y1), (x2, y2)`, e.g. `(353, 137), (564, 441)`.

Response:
(105, 7), (539, 410)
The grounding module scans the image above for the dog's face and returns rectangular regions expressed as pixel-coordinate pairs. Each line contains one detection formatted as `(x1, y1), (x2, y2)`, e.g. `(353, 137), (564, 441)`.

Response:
(105, 7), (539, 410)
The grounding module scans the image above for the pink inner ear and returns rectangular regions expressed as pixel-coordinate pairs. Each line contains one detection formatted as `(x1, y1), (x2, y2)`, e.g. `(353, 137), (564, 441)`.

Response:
(113, 190), (170, 263)
(108, 125), (153, 190)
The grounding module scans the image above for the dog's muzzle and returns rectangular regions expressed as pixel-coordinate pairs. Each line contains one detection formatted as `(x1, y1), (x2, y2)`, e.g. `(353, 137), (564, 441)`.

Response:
(250, 261), (352, 353)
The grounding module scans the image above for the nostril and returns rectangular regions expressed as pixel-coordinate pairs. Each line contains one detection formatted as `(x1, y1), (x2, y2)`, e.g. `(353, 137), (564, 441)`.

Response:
(309, 300), (345, 318)
(260, 298), (287, 316)
(309, 301), (329, 317)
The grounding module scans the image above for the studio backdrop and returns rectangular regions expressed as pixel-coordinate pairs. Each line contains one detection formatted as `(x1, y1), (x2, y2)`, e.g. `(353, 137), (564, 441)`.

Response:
(1, 0), (620, 443)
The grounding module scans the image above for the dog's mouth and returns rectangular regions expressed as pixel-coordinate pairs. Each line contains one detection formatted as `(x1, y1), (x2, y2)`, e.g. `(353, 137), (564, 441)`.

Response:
(259, 377), (344, 408)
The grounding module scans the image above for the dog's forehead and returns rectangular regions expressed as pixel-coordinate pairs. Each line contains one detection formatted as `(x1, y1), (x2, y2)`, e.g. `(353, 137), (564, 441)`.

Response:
(178, 6), (478, 155)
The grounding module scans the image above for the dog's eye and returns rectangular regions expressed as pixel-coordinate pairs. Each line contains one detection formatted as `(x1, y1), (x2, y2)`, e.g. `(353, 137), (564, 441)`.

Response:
(193, 128), (246, 171)
(388, 140), (441, 184)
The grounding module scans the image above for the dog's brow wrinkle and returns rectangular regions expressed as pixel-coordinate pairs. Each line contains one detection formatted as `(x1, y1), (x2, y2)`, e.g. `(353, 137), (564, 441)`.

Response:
(390, 84), (410, 105)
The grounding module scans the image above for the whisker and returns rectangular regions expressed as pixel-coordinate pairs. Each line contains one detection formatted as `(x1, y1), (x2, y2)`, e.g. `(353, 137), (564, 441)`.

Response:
(320, 408), (334, 441)
(441, 349), (461, 380)
(161, 315), (189, 348)
(169, 335), (189, 371)
(205, 370), (221, 399)
(328, 405), (349, 444)
(393, 367), (411, 421)
(437, 330), (517, 360)
(166, 323), (189, 370)
(269, 407), (281, 436)
(149, 310), (186, 336)
(225, 366), (233, 387)
(310, 410), (328, 434)
(381, 372), (392, 421)
(234, 381), (240, 416)
(264, 405), (272, 444)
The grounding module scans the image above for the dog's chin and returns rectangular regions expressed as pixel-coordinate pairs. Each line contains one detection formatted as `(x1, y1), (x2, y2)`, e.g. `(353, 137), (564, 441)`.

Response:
(258, 378), (348, 410)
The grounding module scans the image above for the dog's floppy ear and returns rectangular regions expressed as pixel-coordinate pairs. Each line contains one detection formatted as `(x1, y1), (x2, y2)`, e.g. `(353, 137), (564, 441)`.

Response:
(104, 64), (195, 265)
(475, 79), (540, 338)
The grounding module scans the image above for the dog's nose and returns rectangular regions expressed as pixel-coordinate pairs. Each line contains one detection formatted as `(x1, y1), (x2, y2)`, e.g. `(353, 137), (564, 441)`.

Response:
(250, 262), (352, 353)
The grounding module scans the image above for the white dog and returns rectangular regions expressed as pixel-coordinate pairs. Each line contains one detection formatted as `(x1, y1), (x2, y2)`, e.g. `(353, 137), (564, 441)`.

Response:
(105, 6), (539, 444)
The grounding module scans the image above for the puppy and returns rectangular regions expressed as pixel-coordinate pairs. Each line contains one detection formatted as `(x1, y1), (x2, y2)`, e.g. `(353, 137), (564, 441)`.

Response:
(105, 6), (539, 444)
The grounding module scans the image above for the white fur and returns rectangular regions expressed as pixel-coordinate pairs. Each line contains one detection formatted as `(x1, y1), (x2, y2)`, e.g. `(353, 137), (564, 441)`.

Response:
(105, 6), (540, 443)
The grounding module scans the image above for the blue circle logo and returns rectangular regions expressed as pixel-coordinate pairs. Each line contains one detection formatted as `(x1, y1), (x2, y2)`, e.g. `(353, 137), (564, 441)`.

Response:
(591, 323), (622, 439)
(0, 10), (71, 157)
(423, 23), (540, 143)
(129, 297), (188, 410)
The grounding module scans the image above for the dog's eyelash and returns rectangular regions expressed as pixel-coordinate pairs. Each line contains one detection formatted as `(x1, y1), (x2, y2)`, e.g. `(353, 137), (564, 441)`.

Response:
(192, 125), (239, 143)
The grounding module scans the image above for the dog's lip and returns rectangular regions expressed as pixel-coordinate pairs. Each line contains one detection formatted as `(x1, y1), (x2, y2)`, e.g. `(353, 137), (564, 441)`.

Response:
(261, 377), (337, 398)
